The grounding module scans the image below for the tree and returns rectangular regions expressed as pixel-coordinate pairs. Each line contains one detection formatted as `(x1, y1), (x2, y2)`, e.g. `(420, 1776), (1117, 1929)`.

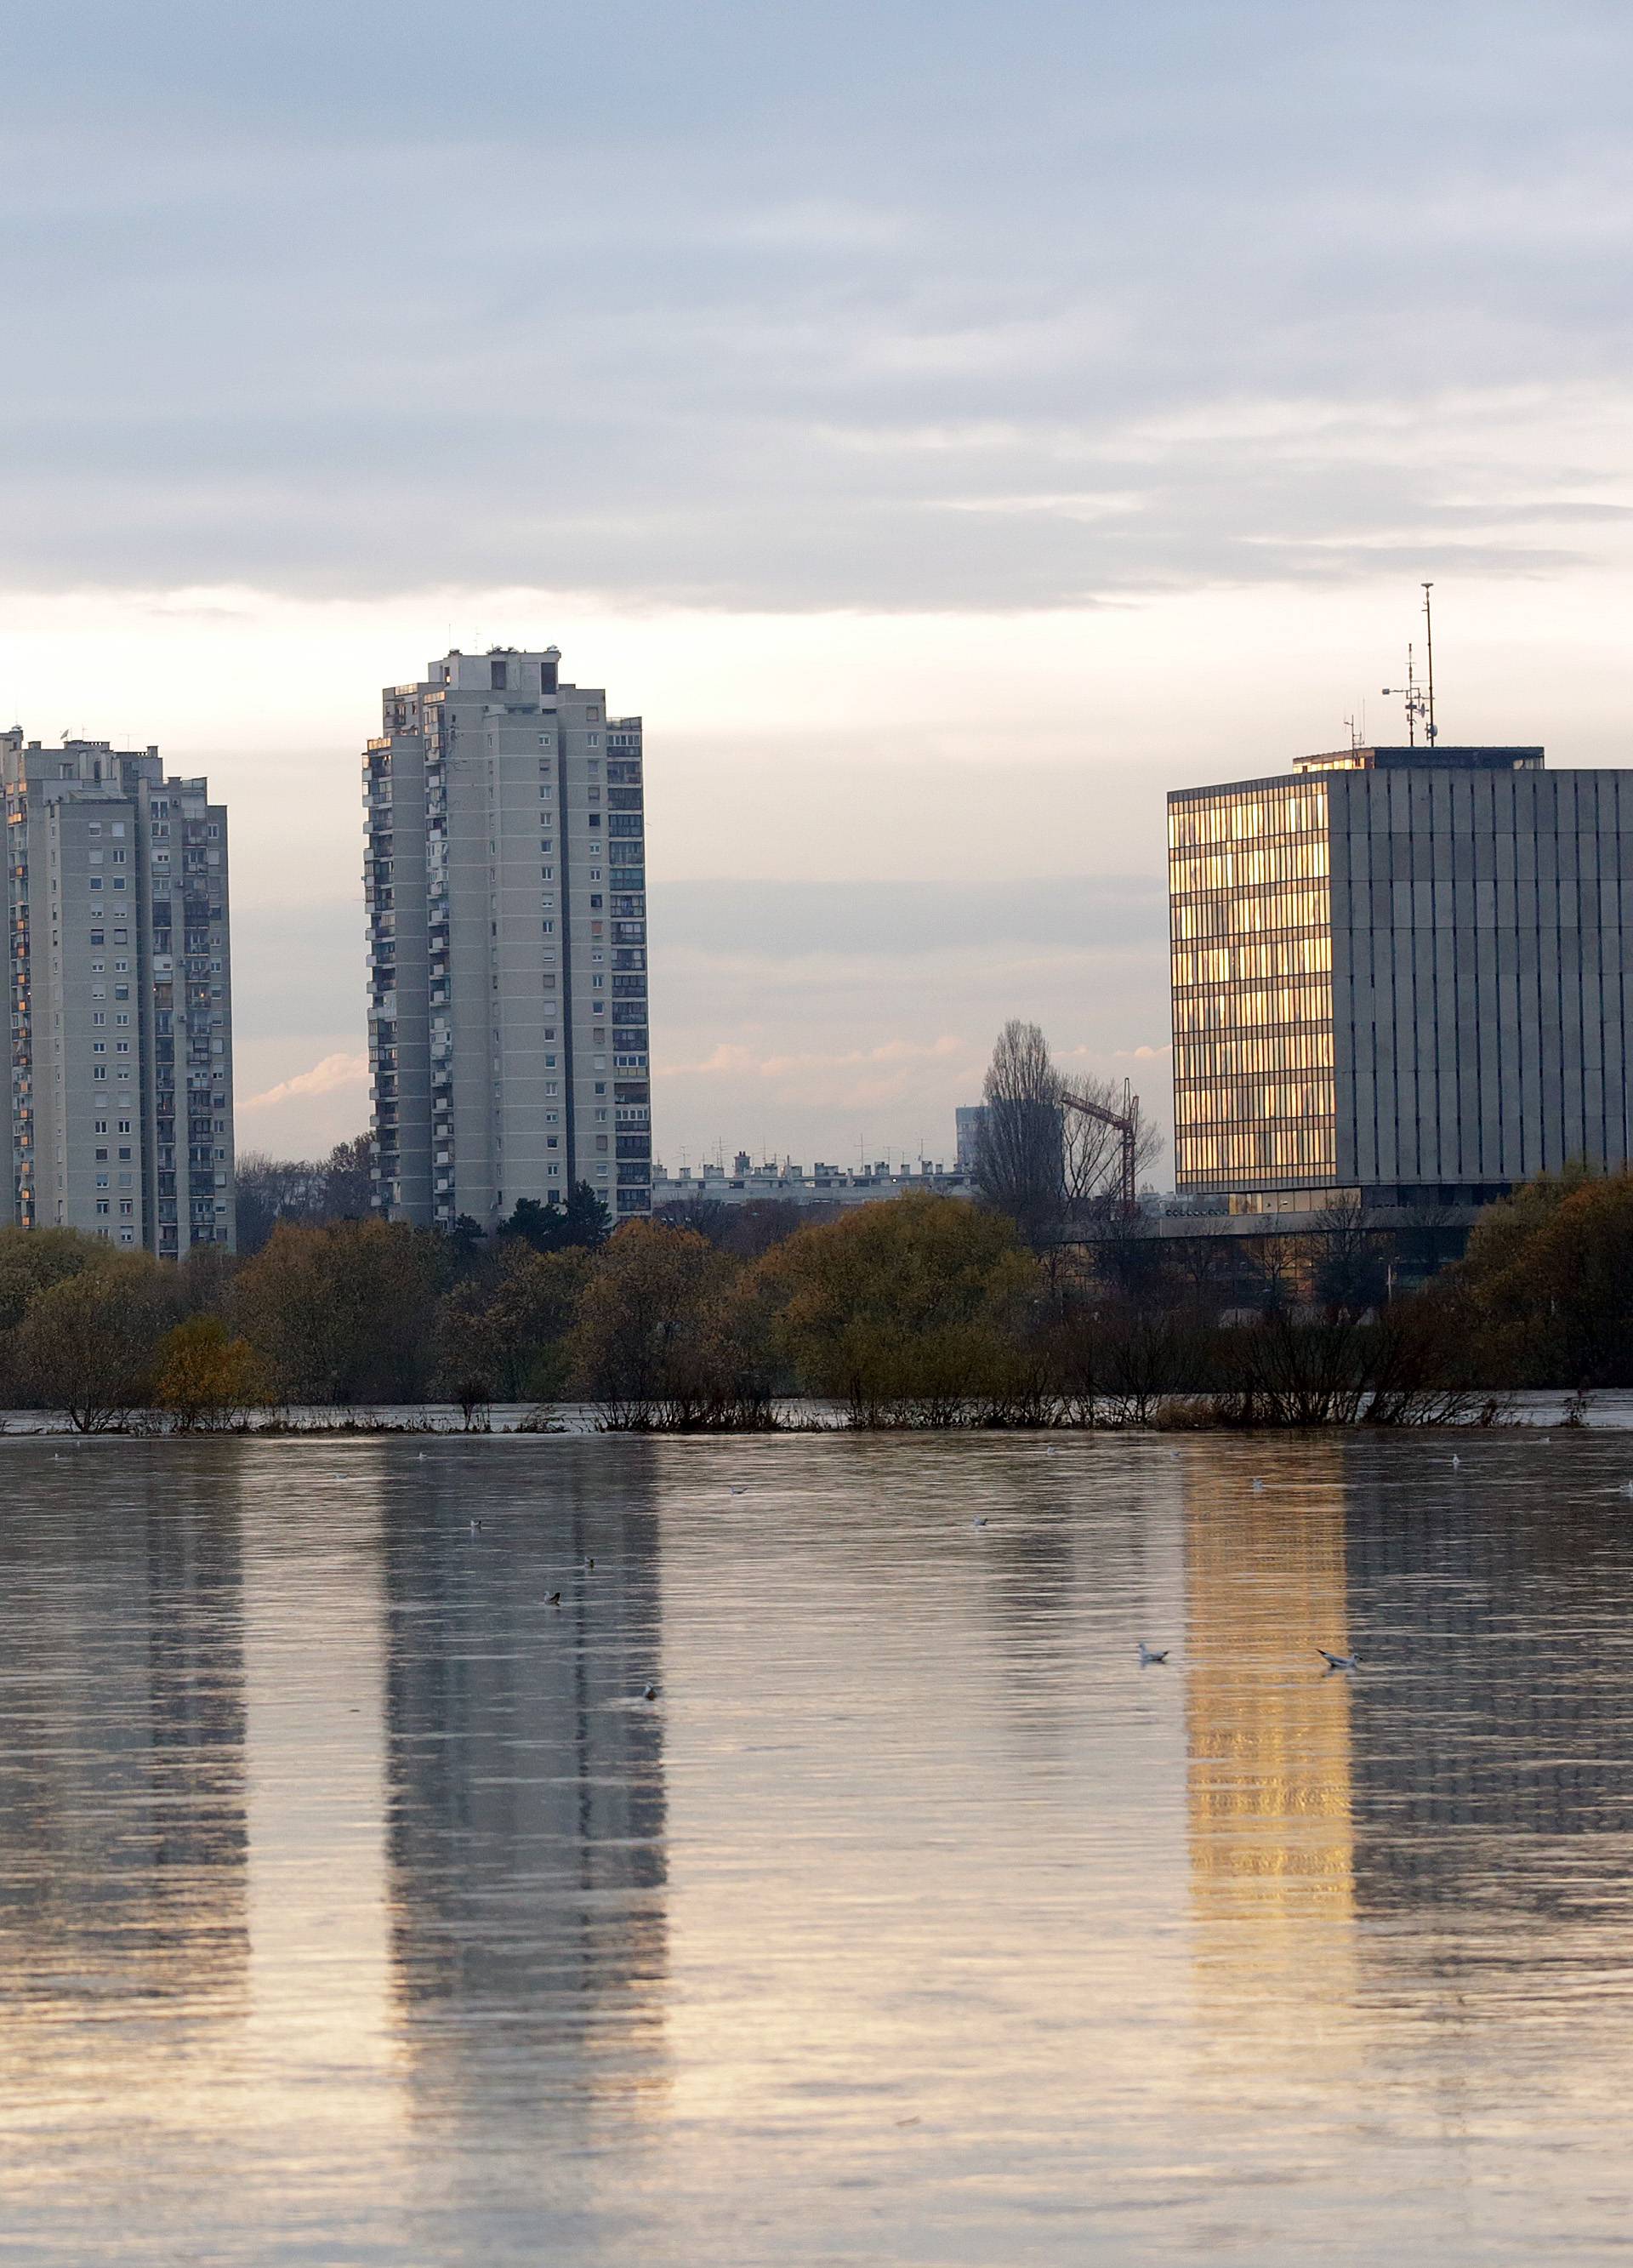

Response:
(973, 1020), (1065, 1245)
(234, 1131), (376, 1257)
(155, 1314), (265, 1430)
(234, 1218), (443, 1405)
(1449, 1166), (1633, 1387)
(501, 1182), (612, 1254)
(1061, 1073), (1164, 1222)
(756, 1192), (1038, 1425)
(569, 1221), (770, 1428)
(15, 1257), (174, 1431)
(436, 1242), (590, 1409)
(0, 1226), (107, 1331)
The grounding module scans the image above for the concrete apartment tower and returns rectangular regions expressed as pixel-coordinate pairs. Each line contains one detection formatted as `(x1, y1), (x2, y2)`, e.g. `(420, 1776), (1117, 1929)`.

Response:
(1168, 742), (1633, 1217)
(364, 647), (652, 1229)
(2, 731), (236, 1253)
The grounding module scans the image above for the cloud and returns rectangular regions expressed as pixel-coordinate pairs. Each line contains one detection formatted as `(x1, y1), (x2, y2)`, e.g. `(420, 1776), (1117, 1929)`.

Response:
(241, 1051), (367, 1114)
(7, 8), (1633, 607)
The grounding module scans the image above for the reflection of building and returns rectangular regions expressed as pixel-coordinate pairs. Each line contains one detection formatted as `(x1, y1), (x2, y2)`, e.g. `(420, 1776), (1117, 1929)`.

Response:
(1344, 1450), (1633, 1925)
(1169, 744), (1633, 1217)
(1183, 1450), (1354, 1940)
(383, 1446), (669, 2124)
(0, 1463), (249, 2024)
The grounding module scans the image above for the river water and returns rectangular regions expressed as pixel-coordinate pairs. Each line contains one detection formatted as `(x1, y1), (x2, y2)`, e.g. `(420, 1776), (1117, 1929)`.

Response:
(2, 1431), (1631, 2265)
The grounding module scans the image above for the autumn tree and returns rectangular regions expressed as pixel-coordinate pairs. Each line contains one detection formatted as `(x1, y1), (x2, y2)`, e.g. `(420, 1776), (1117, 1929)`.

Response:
(234, 1218), (443, 1405)
(15, 1256), (176, 1431)
(155, 1314), (265, 1430)
(569, 1221), (771, 1428)
(755, 1191), (1039, 1425)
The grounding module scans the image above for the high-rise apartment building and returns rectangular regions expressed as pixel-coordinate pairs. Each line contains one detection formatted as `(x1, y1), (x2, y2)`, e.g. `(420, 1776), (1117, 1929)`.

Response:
(3, 732), (236, 1253)
(364, 647), (651, 1229)
(1169, 744), (1633, 1211)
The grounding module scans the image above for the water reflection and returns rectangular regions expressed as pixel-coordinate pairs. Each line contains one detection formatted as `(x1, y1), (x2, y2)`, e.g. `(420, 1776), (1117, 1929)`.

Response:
(381, 1447), (669, 2132)
(0, 1453), (249, 2027)
(3, 1433), (1633, 2264)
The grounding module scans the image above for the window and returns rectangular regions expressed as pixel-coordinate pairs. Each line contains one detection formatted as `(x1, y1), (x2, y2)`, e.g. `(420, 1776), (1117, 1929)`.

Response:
(96, 1200), (110, 1216)
(95, 1148), (108, 1161)
(117, 1120), (131, 1134)
(93, 1011), (105, 1027)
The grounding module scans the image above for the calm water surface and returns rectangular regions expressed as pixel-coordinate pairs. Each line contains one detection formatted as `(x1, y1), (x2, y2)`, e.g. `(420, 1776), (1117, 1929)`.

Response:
(3, 1432), (1632, 2265)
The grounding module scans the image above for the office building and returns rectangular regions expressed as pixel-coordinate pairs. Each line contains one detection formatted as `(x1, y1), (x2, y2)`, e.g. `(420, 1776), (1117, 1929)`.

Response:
(2, 731), (236, 1253)
(1169, 743), (1633, 1211)
(364, 647), (651, 1229)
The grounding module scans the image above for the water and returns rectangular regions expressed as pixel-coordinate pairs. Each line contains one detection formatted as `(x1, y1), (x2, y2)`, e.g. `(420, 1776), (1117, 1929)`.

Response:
(3, 1433), (1633, 2266)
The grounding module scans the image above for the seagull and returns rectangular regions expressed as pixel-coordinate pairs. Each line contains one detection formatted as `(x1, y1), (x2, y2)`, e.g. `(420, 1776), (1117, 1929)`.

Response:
(641, 1683), (658, 1701)
(1251, 1478), (1265, 1493)
(1137, 1643), (1169, 1667)
(585, 1554), (595, 1570)
(547, 1591), (561, 1606)
(729, 1485), (746, 1496)
(470, 1518), (483, 1531)
(972, 1516), (988, 1529)
(1621, 1482), (1633, 1498)
(1317, 1646), (1358, 1673)
(1450, 1454), (1462, 1468)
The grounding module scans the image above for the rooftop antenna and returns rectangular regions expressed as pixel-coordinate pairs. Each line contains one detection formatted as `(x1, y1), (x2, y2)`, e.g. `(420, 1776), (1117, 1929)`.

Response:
(1382, 641), (1429, 747)
(1421, 580), (1438, 744)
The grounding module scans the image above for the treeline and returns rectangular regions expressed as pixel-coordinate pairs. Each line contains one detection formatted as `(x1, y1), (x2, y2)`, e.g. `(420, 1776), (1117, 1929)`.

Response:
(3, 1164), (1630, 1431)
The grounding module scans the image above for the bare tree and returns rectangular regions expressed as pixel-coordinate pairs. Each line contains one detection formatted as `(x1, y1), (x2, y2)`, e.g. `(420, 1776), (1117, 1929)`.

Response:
(974, 1021), (1066, 1245)
(1061, 1074), (1164, 1220)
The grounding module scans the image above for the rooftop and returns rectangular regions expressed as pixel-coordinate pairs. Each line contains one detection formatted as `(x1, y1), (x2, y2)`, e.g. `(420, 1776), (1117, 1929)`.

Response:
(1292, 744), (1544, 774)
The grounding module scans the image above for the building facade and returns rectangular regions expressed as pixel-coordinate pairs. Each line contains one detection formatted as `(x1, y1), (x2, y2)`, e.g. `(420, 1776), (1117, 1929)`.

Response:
(364, 647), (651, 1230)
(3, 732), (236, 1253)
(652, 1155), (975, 1213)
(1169, 744), (1633, 1210)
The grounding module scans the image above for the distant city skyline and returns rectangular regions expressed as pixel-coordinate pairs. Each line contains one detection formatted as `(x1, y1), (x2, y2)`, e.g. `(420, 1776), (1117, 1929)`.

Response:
(8, 4), (1633, 1175)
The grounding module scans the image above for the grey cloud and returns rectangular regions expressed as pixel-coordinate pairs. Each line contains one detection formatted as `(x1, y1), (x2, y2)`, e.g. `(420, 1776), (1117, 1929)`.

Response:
(7, 3), (1633, 604)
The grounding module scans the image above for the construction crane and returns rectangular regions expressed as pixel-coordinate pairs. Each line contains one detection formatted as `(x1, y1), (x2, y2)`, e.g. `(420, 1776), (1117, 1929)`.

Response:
(1061, 1079), (1139, 1215)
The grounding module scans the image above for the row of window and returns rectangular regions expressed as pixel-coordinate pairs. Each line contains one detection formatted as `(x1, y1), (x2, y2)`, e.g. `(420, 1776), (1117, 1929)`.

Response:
(1168, 788), (1329, 848)
(1173, 1029), (1334, 1080)
(1172, 978), (1333, 1033)
(1176, 1126), (1336, 1177)
(1172, 886), (1330, 941)
(1175, 1078), (1336, 1126)
(1170, 932), (1332, 988)
(1169, 838), (1330, 893)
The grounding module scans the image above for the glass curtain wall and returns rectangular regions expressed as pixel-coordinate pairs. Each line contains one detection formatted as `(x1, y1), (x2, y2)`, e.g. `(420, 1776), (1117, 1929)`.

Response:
(1169, 783), (1337, 1190)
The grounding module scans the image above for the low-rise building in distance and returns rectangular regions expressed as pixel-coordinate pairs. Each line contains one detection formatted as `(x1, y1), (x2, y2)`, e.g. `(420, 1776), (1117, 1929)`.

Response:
(653, 1154), (976, 1213)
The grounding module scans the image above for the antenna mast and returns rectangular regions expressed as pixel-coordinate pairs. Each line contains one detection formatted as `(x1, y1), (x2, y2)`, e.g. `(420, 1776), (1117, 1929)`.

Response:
(1421, 580), (1437, 743)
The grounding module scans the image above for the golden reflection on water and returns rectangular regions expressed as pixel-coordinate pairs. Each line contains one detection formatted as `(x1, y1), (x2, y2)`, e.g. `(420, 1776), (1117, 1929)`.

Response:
(5, 1433), (1633, 2265)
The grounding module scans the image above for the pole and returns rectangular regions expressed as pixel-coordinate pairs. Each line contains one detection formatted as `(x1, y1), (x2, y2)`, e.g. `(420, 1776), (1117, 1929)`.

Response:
(1421, 581), (1437, 744)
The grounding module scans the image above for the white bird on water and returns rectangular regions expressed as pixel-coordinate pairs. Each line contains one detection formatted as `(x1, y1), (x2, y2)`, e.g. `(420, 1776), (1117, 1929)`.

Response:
(1251, 1478), (1265, 1493)
(1451, 1454), (1462, 1468)
(1137, 1642), (1169, 1667)
(972, 1516), (988, 1529)
(1317, 1646), (1358, 1673)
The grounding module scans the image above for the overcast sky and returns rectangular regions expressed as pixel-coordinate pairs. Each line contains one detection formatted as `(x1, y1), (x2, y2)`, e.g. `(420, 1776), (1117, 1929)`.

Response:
(6, 2), (1633, 1176)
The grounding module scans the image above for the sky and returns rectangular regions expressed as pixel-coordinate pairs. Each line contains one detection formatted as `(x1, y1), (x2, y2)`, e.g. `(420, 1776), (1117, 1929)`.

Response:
(5, 1), (1633, 1179)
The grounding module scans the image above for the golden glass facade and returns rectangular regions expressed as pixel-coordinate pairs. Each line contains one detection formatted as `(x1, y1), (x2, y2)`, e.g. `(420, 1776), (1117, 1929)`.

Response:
(1169, 783), (1336, 1189)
